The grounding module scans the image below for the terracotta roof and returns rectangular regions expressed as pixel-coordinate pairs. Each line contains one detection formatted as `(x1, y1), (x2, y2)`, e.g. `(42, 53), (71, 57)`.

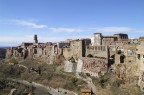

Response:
(81, 88), (91, 92)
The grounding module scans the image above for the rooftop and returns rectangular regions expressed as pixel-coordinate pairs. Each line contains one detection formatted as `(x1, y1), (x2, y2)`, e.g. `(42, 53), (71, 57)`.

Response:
(81, 88), (91, 93)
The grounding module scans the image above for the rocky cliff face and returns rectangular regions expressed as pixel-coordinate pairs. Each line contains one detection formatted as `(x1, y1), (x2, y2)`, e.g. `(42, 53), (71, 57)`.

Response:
(64, 57), (108, 77)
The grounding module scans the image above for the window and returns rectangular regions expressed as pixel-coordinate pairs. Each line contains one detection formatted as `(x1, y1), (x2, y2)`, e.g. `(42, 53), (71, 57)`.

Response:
(129, 60), (132, 63)
(34, 49), (37, 54)
(120, 55), (125, 63)
(137, 54), (140, 59)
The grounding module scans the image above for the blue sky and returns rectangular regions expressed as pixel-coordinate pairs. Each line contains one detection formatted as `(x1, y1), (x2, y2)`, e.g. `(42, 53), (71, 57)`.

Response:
(0, 0), (144, 46)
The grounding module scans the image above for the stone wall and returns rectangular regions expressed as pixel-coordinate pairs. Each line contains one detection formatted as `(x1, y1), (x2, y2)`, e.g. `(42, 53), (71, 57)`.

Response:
(81, 57), (108, 77)
(6, 44), (58, 64)
(102, 36), (117, 45)
(64, 57), (108, 77)
(63, 48), (72, 60)
(76, 59), (83, 72)
(86, 45), (109, 58)
(70, 40), (83, 59)
(64, 60), (77, 72)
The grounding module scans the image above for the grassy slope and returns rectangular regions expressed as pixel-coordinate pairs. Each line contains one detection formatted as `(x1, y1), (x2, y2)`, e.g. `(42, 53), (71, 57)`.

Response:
(0, 58), (84, 93)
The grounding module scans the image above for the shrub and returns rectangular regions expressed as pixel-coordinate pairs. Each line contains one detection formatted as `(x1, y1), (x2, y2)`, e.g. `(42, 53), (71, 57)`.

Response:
(87, 54), (93, 57)
(71, 76), (78, 85)
(8, 58), (18, 64)
(99, 77), (109, 88)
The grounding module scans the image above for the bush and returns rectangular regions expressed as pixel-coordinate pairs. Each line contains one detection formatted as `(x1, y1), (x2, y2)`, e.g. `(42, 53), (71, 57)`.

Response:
(86, 73), (90, 77)
(99, 77), (109, 88)
(71, 76), (78, 85)
(113, 79), (125, 87)
(8, 58), (18, 64)
(87, 54), (93, 57)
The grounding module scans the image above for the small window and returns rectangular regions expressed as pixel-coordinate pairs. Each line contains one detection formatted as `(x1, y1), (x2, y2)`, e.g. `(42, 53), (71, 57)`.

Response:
(34, 49), (37, 54)
(120, 55), (125, 63)
(137, 54), (140, 59)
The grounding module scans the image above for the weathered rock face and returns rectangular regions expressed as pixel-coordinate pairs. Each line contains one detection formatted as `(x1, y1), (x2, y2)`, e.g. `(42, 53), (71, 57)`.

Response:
(138, 72), (144, 92)
(80, 58), (108, 77)
(64, 60), (77, 72)
(76, 59), (83, 72)
(64, 57), (108, 77)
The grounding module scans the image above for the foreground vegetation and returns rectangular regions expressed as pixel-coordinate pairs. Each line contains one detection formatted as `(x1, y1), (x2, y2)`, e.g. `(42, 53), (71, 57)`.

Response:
(0, 58), (143, 95)
(0, 58), (85, 94)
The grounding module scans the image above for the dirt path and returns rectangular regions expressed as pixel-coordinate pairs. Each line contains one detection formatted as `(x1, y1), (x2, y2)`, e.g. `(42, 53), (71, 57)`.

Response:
(75, 73), (96, 94)
(5, 78), (77, 95)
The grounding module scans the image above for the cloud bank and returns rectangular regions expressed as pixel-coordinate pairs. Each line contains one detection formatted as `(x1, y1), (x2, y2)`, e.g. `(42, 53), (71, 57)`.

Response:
(13, 20), (47, 28)
(96, 27), (133, 32)
(49, 28), (82, 33)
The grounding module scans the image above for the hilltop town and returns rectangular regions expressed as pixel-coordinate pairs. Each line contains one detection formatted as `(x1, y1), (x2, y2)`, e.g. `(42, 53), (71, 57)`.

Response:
(1, 32), (144, 95)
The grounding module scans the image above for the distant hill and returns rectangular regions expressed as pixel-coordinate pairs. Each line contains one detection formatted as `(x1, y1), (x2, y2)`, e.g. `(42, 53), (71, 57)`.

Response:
(0, 47), (7, 59)
(0, 47), (10, 49)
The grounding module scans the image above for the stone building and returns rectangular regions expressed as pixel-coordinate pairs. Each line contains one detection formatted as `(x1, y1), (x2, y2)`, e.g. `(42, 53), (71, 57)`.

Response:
(129, 38), (139, 44)
(86, 45), (109, 59)
(102, 36), (118, 45)
(114, 33), (128, 40)
(70, 39), (91, 58)
(57, 41), (70, 48)
(63, 39), (91, 59)
(136, 37), (144, 71)
(81, 88), (92, 95)
(93, 33), (102, 45)
(136, 37), (144, 92)
(6, 35), (60, 64)
(114, 44), (137, 64)
(93, 33), (128, 46)
(115, 39), (130, 46)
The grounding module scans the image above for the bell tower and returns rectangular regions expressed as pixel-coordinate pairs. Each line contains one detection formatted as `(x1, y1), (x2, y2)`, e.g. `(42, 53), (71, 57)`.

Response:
(34, 34), (38, 43)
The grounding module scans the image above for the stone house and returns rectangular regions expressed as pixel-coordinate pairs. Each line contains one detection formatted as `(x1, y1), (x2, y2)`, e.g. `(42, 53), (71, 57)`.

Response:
(93, 33), (128, 46)
(81, 88), (92, 95)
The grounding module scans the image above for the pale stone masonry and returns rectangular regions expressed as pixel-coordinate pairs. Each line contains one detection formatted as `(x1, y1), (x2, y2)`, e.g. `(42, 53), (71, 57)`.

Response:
(5, 33), (144, 79)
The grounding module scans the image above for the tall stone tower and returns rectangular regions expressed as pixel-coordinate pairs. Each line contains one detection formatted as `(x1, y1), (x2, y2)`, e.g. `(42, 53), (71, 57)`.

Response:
(34, 34), (38, 43)
(94, 33), (102, 45)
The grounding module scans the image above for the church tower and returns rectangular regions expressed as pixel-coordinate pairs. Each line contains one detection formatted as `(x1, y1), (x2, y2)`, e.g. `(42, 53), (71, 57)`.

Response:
(34, 34), (38, 43)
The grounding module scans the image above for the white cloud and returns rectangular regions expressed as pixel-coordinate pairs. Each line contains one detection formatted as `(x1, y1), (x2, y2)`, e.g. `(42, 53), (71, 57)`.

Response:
(49, 28), (82, 33)
(48, 26), (134, 33)
(91, 27), (133, 32)
(13, 20), (47, 28)
(0, 37), (32, 43)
